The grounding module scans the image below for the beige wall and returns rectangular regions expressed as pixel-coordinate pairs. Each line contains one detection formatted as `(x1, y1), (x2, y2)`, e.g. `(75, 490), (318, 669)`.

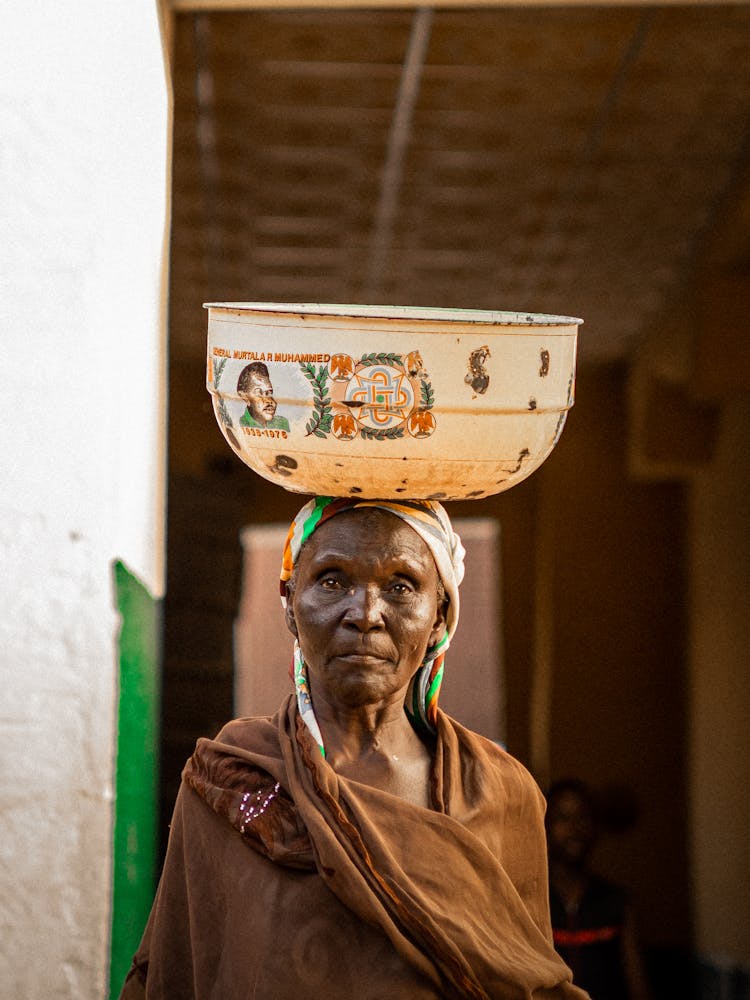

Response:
(170, 322), (750, 969)
(161, 5), (750, 970)
(540, 364), (692, 952)
(167, 361), (697, 956)
(689, 396), (750, 965)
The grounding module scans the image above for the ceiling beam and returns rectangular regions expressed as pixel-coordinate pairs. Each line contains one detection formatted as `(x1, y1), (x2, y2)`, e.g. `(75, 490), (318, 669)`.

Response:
(170, 0), (749, 10)
(365, 8), (432, 299)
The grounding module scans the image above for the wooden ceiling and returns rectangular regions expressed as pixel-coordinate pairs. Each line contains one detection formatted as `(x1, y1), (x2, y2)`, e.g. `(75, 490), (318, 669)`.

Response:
(169, 5), (750, 364)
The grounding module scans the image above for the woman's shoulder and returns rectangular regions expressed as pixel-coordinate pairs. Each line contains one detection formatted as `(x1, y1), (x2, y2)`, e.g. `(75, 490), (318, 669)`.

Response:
(436, 711), (544, 803)
(208, 696), (292, 752)
(213, 714), (277, 749)
(183, 702), (292, 807)
(438, 710), (532, 766)
(185, 700), (292, 788)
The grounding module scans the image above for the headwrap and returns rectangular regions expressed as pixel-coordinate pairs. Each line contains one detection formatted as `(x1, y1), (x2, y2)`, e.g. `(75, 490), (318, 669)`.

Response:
(280, 497), (465, 755)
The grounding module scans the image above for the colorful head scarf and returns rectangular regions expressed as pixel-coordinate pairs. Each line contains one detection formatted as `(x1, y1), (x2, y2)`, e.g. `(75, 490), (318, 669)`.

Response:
(280, 497), (465, 755)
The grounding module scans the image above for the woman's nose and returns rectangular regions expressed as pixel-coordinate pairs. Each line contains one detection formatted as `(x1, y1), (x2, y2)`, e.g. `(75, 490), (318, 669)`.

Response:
(342, 584), (385, 631)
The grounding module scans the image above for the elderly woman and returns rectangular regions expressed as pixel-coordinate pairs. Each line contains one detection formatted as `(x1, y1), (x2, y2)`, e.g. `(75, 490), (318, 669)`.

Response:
(120, 497), (588, 1000)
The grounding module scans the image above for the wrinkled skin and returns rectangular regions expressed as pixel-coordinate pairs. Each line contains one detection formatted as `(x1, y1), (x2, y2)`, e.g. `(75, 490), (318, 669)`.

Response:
(285, 508), (446, 716)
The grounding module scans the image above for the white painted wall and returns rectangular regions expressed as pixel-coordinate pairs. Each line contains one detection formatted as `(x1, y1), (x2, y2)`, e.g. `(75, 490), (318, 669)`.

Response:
(0, 3), (169, 997)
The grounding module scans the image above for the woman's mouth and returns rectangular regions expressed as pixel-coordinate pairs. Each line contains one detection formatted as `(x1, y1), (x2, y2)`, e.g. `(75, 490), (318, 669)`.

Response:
(335, 652), (389, 667)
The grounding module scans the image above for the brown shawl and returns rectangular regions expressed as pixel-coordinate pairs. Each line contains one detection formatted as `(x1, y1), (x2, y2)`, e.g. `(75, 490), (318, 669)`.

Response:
(119, 697), (588, 1000)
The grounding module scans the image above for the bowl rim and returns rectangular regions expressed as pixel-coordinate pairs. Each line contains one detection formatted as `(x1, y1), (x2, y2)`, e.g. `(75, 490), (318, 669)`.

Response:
(203, 301), (583, 327)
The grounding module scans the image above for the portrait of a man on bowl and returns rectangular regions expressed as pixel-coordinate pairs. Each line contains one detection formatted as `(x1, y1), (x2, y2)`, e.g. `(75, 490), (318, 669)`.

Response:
(238, 361), (290, 431)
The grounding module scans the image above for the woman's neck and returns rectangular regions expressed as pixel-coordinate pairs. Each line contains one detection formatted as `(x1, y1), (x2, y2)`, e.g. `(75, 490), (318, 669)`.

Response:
(315, 699), (433, 808)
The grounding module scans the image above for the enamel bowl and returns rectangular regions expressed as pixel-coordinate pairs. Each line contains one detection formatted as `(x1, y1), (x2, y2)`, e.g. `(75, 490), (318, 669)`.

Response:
(205, 303), (581, 500)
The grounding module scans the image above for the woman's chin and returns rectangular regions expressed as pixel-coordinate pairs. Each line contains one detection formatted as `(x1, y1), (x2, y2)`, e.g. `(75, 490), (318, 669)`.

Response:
(319, 671), (406, 711)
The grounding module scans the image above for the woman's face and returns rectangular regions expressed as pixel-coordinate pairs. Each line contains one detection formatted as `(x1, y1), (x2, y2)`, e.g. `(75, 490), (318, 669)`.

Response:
(286, 508), (446, 712)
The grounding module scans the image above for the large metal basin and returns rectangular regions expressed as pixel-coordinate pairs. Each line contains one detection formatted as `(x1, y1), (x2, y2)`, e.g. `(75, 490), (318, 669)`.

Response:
(205, 302), (580, 500)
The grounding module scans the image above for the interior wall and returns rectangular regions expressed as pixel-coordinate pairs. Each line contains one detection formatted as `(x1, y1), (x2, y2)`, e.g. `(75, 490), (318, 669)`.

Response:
(164, 339), (540, 826)
(165, 355), (692, 963)
(160, 5), (723, 982)
(689, 396), (750, 968)
(541, 365), (692, 957)
(0, 5), (169, 997)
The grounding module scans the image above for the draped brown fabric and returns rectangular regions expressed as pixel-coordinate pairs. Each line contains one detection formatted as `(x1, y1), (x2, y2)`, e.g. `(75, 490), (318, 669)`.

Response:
(119, 697), (589, 1000)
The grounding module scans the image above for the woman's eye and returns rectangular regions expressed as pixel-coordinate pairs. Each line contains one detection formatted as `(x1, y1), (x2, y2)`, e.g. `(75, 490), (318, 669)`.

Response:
(319, 576), (343, 589)
(390, 582), (413, 596)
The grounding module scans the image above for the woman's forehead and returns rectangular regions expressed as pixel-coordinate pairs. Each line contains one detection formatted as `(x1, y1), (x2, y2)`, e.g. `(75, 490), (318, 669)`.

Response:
(299, 507), (436, 572)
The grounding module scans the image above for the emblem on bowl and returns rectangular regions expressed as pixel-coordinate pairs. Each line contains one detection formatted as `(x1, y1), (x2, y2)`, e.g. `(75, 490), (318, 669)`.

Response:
(301, 352), (435, 441)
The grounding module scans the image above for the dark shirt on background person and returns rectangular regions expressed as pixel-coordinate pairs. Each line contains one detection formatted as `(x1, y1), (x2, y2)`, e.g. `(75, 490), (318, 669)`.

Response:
(550, 874), (629, 1000)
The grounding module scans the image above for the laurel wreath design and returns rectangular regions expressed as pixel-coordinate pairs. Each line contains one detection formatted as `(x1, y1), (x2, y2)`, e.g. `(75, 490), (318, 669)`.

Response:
(359, 352), (403, 367)
(213, 357), (233, 427)
(213, 357), (228, 385)
(300, 363), (333, 437)
(419, 377), (435, 410)
(359, 425), (405, 440)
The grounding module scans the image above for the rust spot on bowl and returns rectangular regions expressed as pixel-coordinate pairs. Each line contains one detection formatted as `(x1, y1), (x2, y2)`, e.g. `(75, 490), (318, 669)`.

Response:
(269, 454), (298, 477)
(464, 346), (491, 395)
(539, 349), (550, 377)
(510, 447), (531, 473)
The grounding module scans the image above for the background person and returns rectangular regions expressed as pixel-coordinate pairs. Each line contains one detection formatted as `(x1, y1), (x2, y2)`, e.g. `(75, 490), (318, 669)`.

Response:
(546, 779), (651, 1000)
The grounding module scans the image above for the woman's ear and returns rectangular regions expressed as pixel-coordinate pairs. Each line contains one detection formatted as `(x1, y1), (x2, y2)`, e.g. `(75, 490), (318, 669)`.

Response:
(429, 596), (448, 647)
(285, 590), (298, 638)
